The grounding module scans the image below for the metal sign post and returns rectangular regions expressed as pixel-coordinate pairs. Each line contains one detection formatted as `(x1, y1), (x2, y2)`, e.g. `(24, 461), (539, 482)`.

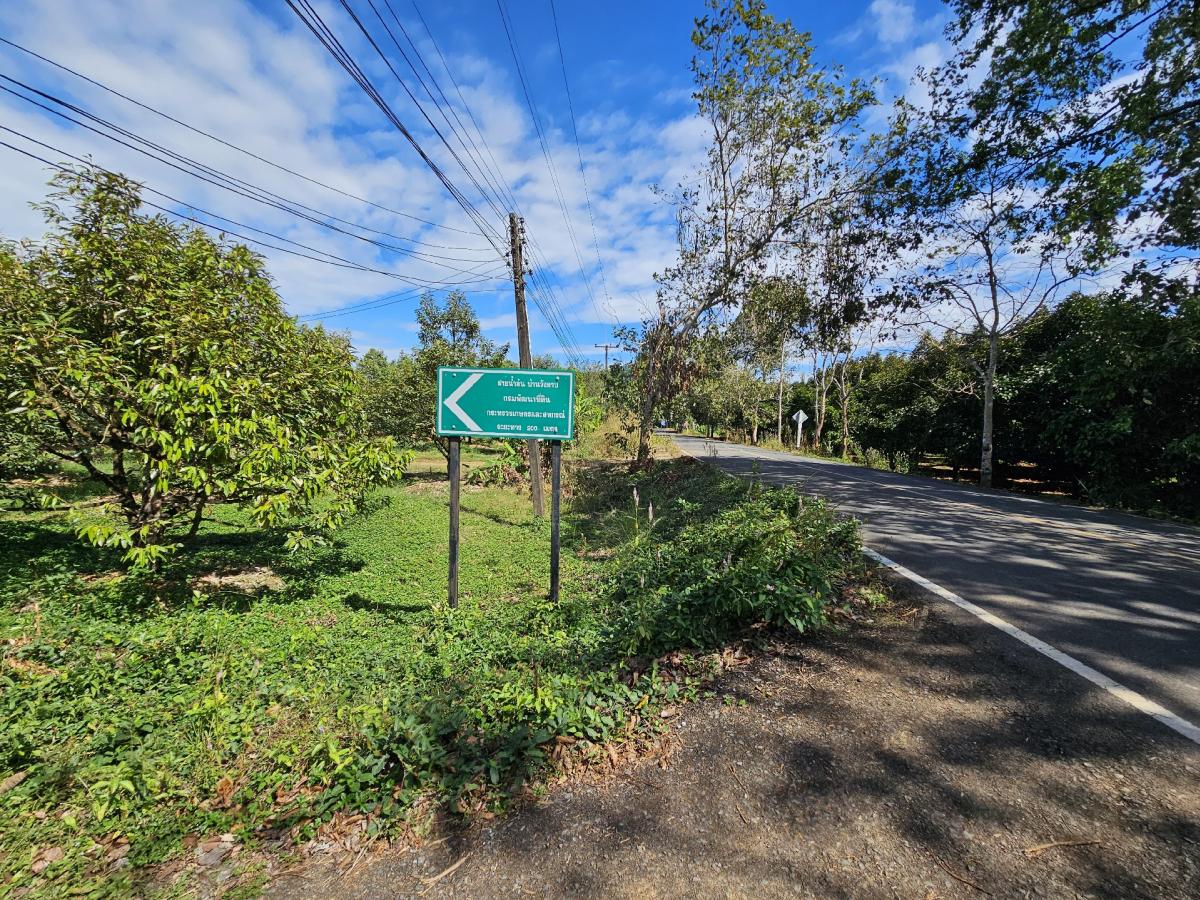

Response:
(549, 440), (562, 603)
(447, 436), (461, 609)
(437, 367), (575, 605)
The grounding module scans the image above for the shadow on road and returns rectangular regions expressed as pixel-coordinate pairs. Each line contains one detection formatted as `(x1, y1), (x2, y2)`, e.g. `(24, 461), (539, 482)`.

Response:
(277, 601), (1200, 899)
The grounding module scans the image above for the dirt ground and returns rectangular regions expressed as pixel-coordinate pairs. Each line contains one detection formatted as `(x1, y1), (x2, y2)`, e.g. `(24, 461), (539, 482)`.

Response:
(267, 580), (1200, 900)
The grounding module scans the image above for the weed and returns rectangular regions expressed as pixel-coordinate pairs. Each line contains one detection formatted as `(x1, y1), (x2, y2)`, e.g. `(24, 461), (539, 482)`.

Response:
(0, 452), (864, 895)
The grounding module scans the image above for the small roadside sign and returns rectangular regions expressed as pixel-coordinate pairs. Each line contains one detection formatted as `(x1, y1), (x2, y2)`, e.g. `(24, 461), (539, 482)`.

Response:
(437, 366), (574, 609)
(436, 367), (575, 440)
(792, 409), (808, 447)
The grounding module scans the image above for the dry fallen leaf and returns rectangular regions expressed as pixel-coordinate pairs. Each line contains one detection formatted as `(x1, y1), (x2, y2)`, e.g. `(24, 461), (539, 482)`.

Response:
(213, 775), (236, 809)
(0, 770), (28, 795)
(31, 846), (64, 874)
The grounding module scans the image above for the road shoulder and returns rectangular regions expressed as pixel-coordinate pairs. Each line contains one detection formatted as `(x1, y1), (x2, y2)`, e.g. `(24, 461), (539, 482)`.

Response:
(271, 596), (1200, 899)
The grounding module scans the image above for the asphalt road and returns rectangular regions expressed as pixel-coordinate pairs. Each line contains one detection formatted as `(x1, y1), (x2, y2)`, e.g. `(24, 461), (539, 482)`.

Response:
(670, 433), (1200, 734)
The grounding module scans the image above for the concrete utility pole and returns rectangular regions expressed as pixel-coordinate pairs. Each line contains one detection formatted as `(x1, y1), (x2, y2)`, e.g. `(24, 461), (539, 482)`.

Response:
(594, 343), (619, 370)
(509, 212), (544, 517)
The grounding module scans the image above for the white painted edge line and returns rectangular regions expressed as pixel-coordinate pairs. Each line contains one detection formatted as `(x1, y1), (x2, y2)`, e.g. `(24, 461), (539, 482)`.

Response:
(671, 434), (1200, 746)
(864, 548), (1200, 747)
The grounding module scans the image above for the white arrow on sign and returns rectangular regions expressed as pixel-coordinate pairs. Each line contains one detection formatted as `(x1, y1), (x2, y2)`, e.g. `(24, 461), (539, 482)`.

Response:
(444, 372), (483, 432)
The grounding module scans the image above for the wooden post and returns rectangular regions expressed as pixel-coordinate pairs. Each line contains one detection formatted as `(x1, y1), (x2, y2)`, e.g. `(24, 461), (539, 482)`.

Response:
(594, 342), (618, 370)
(448, 436), (460, 609)
(549, 440), (562, 603)
(509, 213), (545, 517)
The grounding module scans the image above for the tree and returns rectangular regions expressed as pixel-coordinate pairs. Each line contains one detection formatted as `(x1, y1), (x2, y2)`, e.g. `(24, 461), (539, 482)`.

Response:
(718, 363), (773, 442)
(635, 0), (876, 464)
(617, 303), (702, 465)
(733, 275), (811, 442)
(0, 170), (408, 565)
(1008, 289), (1200, 513)
(890, 0), (1199, 488)
(361, 291), (509, 454)
(882, 78), (1082, 488)
(357, 349), (404, 439)
(943, 0), (1200, 270)
(679, 331), (733, 437)
(847, 354), (925, 470)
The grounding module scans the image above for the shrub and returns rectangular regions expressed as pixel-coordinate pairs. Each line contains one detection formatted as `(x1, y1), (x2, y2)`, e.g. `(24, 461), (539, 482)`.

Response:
(606, 486), (861, 655)
(0, 170), (408, 565)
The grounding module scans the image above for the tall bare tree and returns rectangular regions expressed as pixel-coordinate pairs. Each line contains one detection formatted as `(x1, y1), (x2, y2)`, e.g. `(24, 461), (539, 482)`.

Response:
(637, 0), (877, 464)
(886, 147), (1080, 487)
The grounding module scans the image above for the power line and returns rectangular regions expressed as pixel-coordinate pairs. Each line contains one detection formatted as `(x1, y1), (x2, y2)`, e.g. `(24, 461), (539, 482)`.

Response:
(0, 35), (491, 245)
(0, 76), (501, 271)
(285, 0), (507, 256)
(349, 0), (585, 363)
(0, 22), (585, 358)
(298, 286), (427, 320)
(410, 1), (524, 217)
(408, 0), (584, 361)
(344, 0), (511, 232)
(359, 0), (584, 361)
(0, 132), (505, 289)
(548, 0), (618, 325)
(375, 0), (521, 226)
(495, 0), (604, 328)
(285, 0), (585, 362)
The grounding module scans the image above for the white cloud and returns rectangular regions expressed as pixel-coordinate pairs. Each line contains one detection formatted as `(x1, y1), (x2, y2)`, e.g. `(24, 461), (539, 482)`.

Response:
(884, 40), (949, 107)
(0, 0), (700, 356)
(869, 0), (916, 46)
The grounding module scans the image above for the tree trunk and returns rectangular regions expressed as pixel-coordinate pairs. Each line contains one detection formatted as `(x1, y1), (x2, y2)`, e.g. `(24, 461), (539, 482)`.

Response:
(980, 331), (999, 489)
(841, 392), (851, 458)
(635, 343), (659, 468)
(813, 369), (827, 450)
(776, 335), (786, 439)
(186, 499), (205, 539)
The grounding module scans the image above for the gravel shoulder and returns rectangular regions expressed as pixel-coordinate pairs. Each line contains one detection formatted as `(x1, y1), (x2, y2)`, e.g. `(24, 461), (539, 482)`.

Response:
(268, 578), (1200, 900)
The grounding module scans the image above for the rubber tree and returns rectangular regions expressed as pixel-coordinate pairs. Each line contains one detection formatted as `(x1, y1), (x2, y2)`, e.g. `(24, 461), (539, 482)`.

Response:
(638, 0), (877, 466)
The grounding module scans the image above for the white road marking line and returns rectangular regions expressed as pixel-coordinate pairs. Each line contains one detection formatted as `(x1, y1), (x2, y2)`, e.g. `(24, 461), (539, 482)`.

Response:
(676, 434), (1200, 744)
(864, 548), (1200, 747)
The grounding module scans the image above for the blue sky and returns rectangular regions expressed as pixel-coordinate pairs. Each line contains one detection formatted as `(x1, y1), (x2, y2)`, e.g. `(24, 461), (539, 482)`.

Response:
(0, 0), (950, 366)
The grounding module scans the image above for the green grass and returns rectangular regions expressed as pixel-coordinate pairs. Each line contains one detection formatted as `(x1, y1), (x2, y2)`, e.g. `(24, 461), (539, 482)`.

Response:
(0, 443), (862, 896)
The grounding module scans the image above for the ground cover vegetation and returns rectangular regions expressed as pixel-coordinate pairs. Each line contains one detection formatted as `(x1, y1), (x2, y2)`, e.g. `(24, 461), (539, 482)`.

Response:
(0, 173), (866, 897)
(624, 0), (1198, 517)
(0, 440), (863, 895)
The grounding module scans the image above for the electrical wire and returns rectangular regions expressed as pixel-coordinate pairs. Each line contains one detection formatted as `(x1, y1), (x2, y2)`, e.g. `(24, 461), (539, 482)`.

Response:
(392, 0), (589, 361)
(298, 286), (427, 320)
(548, 0), (618, 324)
(0, 35), (494, 245)
(286, 0), (587, 361)
(0, 132), (506, 289)
(408, 0), (584, 360)
(495, 0), (603, 326)
(285, 0), (507, 256)
(0, 77), (500, 271)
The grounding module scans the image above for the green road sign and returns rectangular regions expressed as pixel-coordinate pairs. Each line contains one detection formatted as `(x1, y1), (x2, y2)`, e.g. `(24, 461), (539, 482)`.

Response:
(436, 367), (575, 440)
